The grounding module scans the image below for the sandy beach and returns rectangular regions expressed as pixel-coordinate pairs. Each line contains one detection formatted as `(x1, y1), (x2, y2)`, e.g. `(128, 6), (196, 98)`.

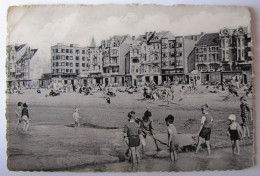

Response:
(6, 86), (254, 171)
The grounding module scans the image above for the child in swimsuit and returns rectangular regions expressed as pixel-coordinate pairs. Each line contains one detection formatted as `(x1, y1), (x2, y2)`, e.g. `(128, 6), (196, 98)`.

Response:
(15, 102), (23, 131)
(227, 114), (242, 155)
(165, 114), (178, 161)
(123, 111), (141, 164)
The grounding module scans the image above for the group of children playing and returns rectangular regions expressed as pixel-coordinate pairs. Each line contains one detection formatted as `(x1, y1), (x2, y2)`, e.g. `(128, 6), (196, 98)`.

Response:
(15, 102), (30, 131)
(14, 94), (252, 164)
(123, 96), (253, 164)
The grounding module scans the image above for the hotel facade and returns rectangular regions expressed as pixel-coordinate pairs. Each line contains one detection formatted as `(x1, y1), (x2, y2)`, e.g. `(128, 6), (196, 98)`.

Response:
(45, 26), (252, 88)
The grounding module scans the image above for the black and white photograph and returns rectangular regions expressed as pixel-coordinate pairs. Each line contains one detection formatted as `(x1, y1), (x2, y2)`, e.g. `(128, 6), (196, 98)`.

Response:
(2, 2), (257, 174)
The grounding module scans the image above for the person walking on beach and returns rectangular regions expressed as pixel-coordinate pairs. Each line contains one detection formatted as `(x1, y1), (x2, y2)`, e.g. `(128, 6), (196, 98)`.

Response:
(227, 114), (243, 155)
(138, 110), (161, 152)
(72, 107), (81, 127)
(165, 114), (178, 161)
(178, 86), (185, 102)
(21, 103), (30, 131)
(195, 104), (213, 155)
(240, 96), (252, 137)
(15, 102), (23, 131)
(123, 111), (141, 164)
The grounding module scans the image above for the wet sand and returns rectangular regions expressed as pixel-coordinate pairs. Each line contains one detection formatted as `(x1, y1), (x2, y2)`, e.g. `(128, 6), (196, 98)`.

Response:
(75, 145), (254, 172)
(6, 86), (254, 171)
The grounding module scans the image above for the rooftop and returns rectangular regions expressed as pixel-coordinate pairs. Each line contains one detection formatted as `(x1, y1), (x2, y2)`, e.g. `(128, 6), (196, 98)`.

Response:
(196, 33), (219, 46)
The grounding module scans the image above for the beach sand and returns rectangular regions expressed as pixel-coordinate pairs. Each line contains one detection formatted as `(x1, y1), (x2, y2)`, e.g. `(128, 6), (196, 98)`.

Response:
(6, 85), (254, 171)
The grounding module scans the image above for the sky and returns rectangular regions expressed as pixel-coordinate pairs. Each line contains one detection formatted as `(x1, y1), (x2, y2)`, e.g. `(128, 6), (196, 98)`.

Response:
(7, 4), (251, 79)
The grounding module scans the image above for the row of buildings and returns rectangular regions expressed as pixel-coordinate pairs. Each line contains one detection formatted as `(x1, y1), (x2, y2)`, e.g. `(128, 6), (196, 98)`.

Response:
(6, 44), (38, 89)
(6, 26), (252, 89)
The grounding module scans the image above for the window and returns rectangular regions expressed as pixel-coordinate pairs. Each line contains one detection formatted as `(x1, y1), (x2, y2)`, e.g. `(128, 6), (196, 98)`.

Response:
(162, 53), (167, 58)
(62, 56), (65, 60)
(66, 69), (69, 73)
(76, 56), (79, 60)
(70, 63), (73, 67)
(66, 49), (69, 53)
(82, 63), (85, 67)
(162, 43), (167, 49)
(70, 69), (73, 73)
(61, 62), (65, 66)
(82, 50), (85, 54)
(53, 56), (55, 60)
(82, 57), (85, 61)
(76, 50), (80, 54)
(70, 56), (73, 60)
(76, 69), (79, 74)
(76, 63), (79, 67)
(66, 62), (69, 66)
(66, 56), (69, 60)
(70, 49), (73, 53)
(61, 69), (65, 73)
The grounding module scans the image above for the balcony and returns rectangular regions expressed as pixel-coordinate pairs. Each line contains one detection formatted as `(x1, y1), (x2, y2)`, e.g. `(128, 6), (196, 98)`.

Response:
(141, 60), (160, 64)
(131, 53), (140, 58)
(103, 62), (119, 67)
(110, 53), (119, 57)
(103, 72), (119, 76)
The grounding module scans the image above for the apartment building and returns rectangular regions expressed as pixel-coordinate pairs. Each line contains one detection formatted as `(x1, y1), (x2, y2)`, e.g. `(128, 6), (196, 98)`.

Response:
(6, 44), (38, 88)
(161, 34), (201, 84)
(101, 35), (132, 86)
(194, 26), (252, 85)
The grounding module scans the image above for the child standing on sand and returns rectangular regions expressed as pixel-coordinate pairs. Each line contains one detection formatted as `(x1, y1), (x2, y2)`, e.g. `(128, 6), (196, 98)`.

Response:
(138, 110), (161, 152)
(165, 114), (178, 161)
(21, 103), (30, 131)
(227, 114), (243, 155)
(73, 107), (81, 127)
(15, 102), (23, 131)
(123, 111), (141, 164)
(195, 104), (213, 155)
(240, 96), (252, 137)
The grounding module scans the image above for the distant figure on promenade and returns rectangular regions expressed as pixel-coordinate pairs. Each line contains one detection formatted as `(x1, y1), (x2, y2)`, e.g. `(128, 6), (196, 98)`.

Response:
(240, 96), (253, 137)
(195, 104), (213, 155)
(72, 107), (81, 127)
(15, 102), (23, 131)
(123, 111), (141, 164)
(73, 85), (76, 92)
(21, 103), (30, 131)
(178, 86), (185, 102)
(227, 114), (243, 155)
(165, 114), (178, 161)
(170, 86), (175, 101)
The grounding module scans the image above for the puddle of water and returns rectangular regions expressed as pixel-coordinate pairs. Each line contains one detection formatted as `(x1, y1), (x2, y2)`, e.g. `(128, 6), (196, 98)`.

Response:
(75, 145), (254, 172)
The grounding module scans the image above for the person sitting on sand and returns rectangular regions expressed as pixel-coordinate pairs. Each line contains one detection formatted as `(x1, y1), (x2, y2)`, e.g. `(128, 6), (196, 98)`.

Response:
(240, 96), (252, 137)
(15, 102), (23, 131)
(123, 111), (141, 164)
(21, 103), (30, 131)
(138, 110), (161, 152)
(72, 107), (81, 127)
(165, 114), (178, 161)
(227, 114), (243, 155)
(195, 104), (213, 155)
